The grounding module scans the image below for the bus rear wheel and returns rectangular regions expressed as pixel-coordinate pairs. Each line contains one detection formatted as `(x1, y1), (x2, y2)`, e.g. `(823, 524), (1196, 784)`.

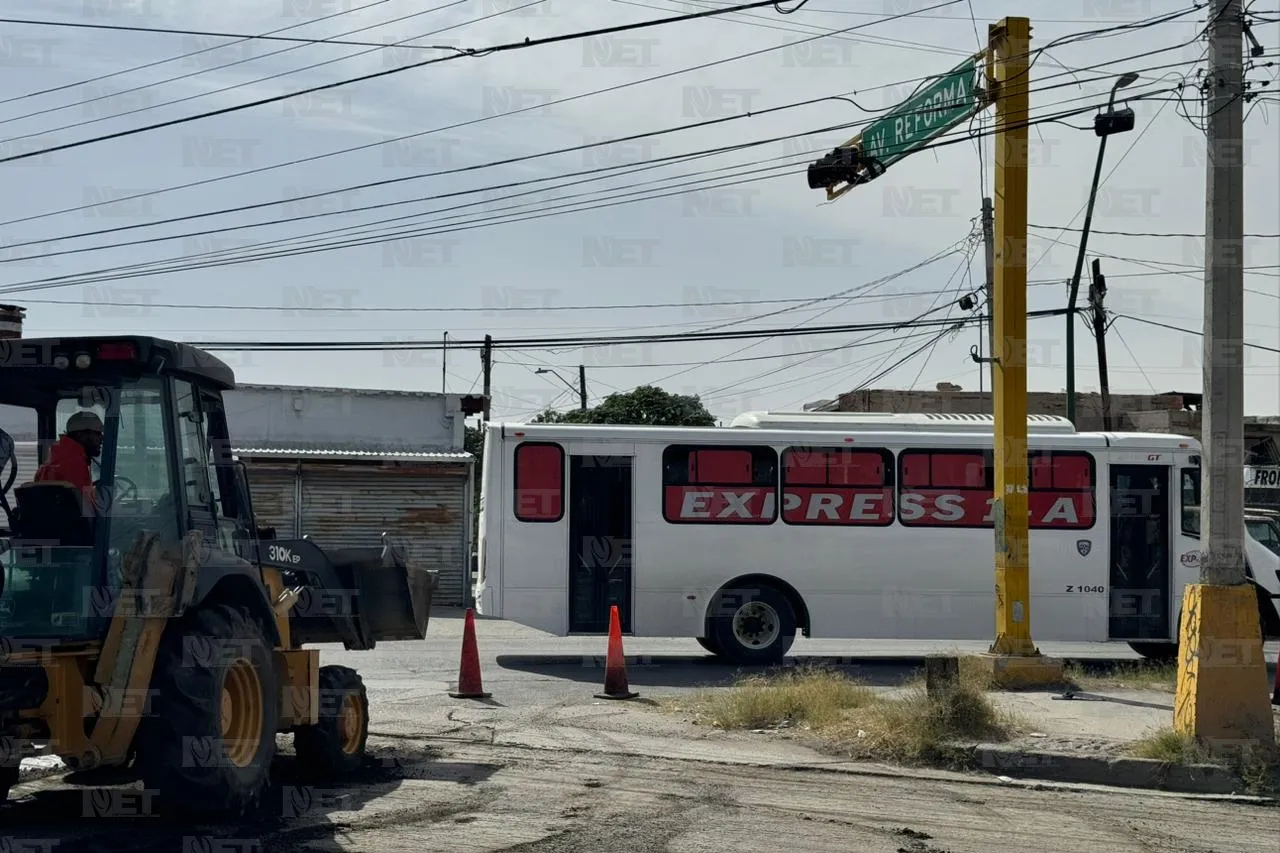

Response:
(709, 584), (796, 665)
(696, 636), (721, 656)
(1128, 641), (1178, 662)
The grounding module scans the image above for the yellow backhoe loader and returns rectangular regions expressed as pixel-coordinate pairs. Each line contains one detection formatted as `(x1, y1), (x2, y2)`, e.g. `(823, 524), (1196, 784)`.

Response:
(0, 335), (436, 816)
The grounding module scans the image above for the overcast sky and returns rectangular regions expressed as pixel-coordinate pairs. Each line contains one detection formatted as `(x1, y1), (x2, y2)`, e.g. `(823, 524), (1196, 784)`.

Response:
(1, 0), (1277, 422)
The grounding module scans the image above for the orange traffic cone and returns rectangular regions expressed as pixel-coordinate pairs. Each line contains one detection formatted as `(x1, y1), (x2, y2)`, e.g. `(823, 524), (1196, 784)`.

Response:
(594, 605), (638, 701)
(448, 608), (491, 699)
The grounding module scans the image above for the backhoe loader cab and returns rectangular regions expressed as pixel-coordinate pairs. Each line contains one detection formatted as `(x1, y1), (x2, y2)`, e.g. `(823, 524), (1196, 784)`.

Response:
(0, 335), (437, 815)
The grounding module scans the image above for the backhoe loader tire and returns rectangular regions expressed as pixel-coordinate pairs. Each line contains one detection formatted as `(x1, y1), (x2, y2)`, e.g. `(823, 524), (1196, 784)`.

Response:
(294, 665), (368, 780)
(136, 604), (278, 817)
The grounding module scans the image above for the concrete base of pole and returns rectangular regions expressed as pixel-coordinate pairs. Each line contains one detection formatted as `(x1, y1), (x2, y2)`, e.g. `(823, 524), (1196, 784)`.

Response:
(1173, 584), (1277, 752)
(972, 653), (1065, 689)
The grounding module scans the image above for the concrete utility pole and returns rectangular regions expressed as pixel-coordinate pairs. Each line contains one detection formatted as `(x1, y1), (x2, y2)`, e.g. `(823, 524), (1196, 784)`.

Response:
(1174, 0), (1275, 749)
(981, 197), (996, 398)
(981, 16), (1061, 686)
(1087, 259), (1113, 431)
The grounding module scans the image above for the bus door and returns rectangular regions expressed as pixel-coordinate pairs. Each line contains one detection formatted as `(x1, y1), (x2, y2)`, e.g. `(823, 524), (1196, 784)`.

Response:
(1107, 465), (1172, 641)
(567, 454), (634, 633)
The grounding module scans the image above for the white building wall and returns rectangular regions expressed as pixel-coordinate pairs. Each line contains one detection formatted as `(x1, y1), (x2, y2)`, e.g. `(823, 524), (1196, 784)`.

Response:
(223, 384), (466, 451)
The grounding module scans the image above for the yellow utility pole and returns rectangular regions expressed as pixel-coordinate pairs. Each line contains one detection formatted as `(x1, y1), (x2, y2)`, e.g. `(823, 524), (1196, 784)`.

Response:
(980, 16), (1063, 687)
(803, 16), (1064, 687)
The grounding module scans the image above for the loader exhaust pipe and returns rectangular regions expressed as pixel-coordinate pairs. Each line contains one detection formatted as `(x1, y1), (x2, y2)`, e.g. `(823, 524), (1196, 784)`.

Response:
(0, 304), (24, 340)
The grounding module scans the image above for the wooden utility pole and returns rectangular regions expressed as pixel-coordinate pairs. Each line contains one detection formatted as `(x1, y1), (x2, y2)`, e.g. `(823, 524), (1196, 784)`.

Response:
(442, 331), (448, 394)
(577, 364), (588, 411)
(481, 334), (493, 423)
(1087, 259), (1112, 431)
(1173, 0), (1275, 750)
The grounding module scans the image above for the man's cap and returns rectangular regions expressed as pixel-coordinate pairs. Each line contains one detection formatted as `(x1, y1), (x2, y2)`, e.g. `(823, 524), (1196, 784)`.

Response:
(66, 411), (103, 434)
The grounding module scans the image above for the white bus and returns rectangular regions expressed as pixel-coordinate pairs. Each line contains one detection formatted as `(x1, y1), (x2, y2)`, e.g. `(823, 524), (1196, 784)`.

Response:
(474, 412), (1280, 663)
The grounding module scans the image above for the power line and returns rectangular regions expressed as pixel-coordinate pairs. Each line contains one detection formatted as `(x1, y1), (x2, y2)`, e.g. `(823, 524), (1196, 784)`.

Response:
(0, 85), (1187, 294)
(1029, 223), (1280, 238)
(4, 71), (1183, 263)
(0, 0), (516, 138)
(0, 12), (480, 51)
(184, 309), (1074, 352)
(1114, 314), (1280, 354)
(0, 0), (847, 165)
(0, 0), (398, 106)
(0, 1), (1196, 229)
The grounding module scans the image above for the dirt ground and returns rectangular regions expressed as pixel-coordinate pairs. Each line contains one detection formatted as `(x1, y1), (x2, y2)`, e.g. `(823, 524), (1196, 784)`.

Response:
(5, 703), (1279, 853)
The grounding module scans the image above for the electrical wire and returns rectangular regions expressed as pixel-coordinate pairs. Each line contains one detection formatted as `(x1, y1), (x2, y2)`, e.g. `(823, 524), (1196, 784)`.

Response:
(0, 12), (486, 52)
(0, 0), (398, 106)
(0, 6), (1206, 230)
(0, 0), (881, 165)
(0, 84), (1188, 294)
(1113, 314), (1280, 354)
(0, 0), (477, 131)
(5, 61), (1200, 261)
(182, 308), (1075, 351)
(1029, 223), (1280, 238)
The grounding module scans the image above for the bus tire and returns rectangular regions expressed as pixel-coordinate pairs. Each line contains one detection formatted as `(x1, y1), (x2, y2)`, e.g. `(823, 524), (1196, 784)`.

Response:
(696, 636), (721, 656)
(1128, 641), (1178, 662)
(709, 584), (796, 665)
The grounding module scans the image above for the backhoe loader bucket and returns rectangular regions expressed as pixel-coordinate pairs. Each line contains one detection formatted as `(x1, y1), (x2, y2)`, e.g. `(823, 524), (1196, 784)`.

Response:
(330, 536), (437, 642)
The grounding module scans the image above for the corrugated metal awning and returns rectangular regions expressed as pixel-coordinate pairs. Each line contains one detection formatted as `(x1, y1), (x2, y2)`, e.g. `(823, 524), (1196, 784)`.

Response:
(234, 447), (472, 463)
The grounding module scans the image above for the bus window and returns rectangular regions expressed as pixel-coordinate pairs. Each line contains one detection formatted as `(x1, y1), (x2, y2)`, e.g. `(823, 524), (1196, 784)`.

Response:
(1180, 466), (1200, 537)
(781, 447), (894, 526)
(1027, 451), (1095, 530)
(662, 444), (776, 524)
(899, 449), (991, 527)
(899, 449), (1094, 529)
(513, 442), (564, 522)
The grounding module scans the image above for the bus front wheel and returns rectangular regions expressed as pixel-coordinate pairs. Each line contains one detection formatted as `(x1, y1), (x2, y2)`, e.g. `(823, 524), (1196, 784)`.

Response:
(709, 585), (796, 665)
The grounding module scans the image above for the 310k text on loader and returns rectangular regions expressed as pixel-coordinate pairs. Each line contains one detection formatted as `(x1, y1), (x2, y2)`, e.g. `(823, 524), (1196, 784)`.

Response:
(0, 335), (437, 816)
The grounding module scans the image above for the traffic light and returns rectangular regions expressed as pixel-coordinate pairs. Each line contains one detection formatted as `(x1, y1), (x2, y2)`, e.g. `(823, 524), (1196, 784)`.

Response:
(806, 147), (863, 190)
(1094, 107), (1135, 137)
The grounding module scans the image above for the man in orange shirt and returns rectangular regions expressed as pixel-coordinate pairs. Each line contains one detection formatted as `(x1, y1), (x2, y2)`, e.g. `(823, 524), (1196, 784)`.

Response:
(35, 411), (104, 512)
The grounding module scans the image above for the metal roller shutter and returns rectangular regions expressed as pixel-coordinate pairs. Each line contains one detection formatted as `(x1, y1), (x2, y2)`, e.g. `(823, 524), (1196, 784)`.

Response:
(10, 441), (40, 485)
(298, 462), (470, 605)
(243, 463), (300, 538)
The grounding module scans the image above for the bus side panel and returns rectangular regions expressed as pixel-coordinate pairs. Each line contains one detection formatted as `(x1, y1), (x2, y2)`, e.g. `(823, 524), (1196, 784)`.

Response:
(632, 441), (1110, 643)
(474, 425), (501, 618)
(494, 437), (571, 635)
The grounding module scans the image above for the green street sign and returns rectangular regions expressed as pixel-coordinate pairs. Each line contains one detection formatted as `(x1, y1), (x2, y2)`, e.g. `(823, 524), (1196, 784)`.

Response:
(857, 56), (982, 171)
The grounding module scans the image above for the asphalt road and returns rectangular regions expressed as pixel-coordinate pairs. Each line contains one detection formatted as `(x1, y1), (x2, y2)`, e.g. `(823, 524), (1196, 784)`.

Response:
(4, 610), (1278, 852)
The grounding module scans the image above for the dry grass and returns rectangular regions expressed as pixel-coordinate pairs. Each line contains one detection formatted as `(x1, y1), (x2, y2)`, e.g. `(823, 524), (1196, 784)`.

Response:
(1063, 661), (1179, 692)
(667, 665), (877, 730)
(1130, 725), (1280, 797)
(663, 664), (1021, 768)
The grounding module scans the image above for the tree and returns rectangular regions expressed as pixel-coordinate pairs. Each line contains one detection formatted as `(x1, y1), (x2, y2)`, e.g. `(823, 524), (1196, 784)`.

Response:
(531, 385), (715, 426)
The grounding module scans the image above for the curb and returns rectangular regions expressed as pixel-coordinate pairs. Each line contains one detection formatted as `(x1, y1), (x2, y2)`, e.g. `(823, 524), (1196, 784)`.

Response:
(965, 744), (1261, 797)
(493, 654), (1074, 668)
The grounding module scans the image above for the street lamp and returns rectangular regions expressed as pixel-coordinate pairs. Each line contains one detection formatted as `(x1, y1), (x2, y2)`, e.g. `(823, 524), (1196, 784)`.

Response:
(1065, 72), (1139, 426)
(536, 367), (587, 411)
